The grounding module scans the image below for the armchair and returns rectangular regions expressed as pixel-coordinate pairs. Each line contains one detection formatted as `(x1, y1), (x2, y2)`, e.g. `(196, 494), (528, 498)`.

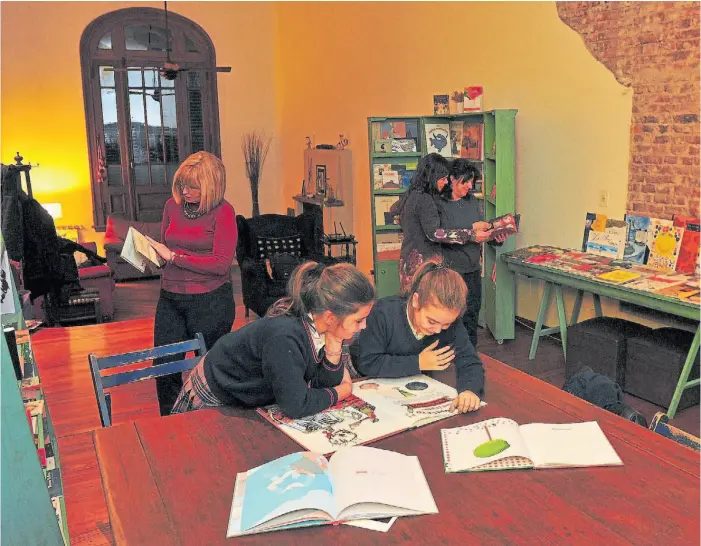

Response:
(235, 211), (324, 318)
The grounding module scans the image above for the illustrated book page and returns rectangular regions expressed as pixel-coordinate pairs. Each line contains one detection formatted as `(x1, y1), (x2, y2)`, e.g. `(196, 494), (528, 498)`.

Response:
(257, 374), (479, 454)
(441, 419), (623, 473)
(227, 446), (437, 537)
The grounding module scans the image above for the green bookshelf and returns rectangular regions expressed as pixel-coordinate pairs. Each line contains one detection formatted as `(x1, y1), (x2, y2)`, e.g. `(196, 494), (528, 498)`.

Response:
(367, 109), (517, 343)
(1, 239), (70, 545)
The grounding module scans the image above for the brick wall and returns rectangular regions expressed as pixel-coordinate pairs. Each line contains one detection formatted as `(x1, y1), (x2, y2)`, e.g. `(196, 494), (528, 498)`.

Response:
(557, 1), (700, 218)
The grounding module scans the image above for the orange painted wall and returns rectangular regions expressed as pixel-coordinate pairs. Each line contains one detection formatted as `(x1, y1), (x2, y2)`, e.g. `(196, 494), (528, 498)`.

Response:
(1, 1), (281, 248)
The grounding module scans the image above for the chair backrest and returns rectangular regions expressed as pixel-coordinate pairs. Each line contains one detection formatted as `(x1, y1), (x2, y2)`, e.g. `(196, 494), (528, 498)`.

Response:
(649, 412), (700, 451)
(88, 333), (207, 427)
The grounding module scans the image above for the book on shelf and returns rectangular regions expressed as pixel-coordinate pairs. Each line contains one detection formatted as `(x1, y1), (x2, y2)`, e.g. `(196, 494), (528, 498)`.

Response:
(380, 120), (392, 139)
(463, 86), (483, 112)
(623, 214), (651, 264)
(374, 195), (401, 227)
(372, 163), (392, 189)
(405, 120), (419, 139)
(433, 94), (449, 115)
(376, 233), (403, 261)
(120, 226), (164, 274)
(391, 138), (417, 153)
(424, 123), (451, 157)
(374, 139), (392, 154)
(257, 374), (478, 454)
(647, 221), (684, 272)
(449, 121), (463, 157)
(227, 446), (438, 537)
(461, 122), (483, 160)
(673, 215), (700, 274)
(391, 121), (406, 138)
(441, 418), (623, 473)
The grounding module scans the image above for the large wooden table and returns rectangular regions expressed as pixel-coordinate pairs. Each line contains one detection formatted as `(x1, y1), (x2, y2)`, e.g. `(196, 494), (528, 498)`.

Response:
(93, 356), (700, 545)
(501, 246), (700, 418)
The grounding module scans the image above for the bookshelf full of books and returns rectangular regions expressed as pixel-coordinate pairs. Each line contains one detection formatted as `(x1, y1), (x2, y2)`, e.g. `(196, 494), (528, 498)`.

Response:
(367, 109), (517, 343)
(1, 241), (70, 545)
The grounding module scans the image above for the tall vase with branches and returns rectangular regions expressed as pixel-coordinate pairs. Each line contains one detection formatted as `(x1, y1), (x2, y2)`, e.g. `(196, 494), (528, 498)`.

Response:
(241, 131), (272, 217)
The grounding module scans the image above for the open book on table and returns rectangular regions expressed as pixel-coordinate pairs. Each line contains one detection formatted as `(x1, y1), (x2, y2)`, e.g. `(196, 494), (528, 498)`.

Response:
(227, 446), (438, 537)
(258, 374), (486, 454)
(120, 226), (164, 273)
(441, 418), (623, 473)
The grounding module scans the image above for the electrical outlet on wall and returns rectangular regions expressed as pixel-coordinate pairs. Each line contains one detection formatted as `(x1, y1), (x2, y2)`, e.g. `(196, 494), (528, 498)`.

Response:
(599, 190), (609, 208)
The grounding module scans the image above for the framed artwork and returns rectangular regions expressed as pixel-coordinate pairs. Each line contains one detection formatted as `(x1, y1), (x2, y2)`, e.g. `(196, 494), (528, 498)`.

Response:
(315, 165), (327, 195)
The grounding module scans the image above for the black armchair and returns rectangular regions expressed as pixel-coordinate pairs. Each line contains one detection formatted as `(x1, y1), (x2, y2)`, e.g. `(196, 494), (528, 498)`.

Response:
(235, 211), (325, 318)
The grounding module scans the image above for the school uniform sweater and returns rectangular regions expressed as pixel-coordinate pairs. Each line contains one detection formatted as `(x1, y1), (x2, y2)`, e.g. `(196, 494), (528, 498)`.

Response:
(356, 296), (485, 395)
(203, 315), (343, 418)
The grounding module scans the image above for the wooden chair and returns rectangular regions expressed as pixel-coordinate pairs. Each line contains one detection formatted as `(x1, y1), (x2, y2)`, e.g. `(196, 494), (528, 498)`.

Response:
(649, 412), (700, 451)
(89, 334), (207, 427)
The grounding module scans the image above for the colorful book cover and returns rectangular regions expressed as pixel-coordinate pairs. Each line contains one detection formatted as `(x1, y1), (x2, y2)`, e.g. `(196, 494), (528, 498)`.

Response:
(673, 215), (700, 274)
(591, 213), (608, 232)
(433, 94), (450, 115)
(647, 223), (684, 272)
(449, 121), (463, 158)
(623, 214), (651, 264)
(597, 270), (641, 284)
(586, 219), (625, 259)
(424, 123), (451, 157)
(381, 170), (400, 190)
(380, 120), (392, 139)
(374, 139), (392, 154)
(461, 122), (482, 160)
(390, 139), (417, 153)
(405, 120), (419, 139)
(373, 163), (392, 189)
(655, 279), (701, 303)
(624, 274), (688, 293)
(371, 122), (381, 142)
(463, 86), (483, 112)
(391, 121), (406, 138)
(374, 196), (401, 226)
(582, 212), (597, 252)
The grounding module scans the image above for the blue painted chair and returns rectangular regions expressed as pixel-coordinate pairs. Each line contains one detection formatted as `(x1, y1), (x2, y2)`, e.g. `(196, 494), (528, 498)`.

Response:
(649, 412), (700, 451)
(89, 333), (207, 427)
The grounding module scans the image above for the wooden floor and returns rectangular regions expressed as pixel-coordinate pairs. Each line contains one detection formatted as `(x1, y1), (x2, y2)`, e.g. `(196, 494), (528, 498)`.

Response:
(30, 269), (699, 545)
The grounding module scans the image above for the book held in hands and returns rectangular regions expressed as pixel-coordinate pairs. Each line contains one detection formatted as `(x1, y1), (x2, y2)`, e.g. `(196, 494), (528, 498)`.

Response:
(441, 418), (623, 472)
(226, 446), (438, 537)
(120, 226), (164, 273)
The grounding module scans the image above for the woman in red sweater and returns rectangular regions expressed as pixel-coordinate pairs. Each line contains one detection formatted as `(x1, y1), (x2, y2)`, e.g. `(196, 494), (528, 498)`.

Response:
(147, 151), (237, 415)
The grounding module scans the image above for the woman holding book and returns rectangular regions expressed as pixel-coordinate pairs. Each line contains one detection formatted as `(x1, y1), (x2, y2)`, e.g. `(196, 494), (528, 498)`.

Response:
(436, 158), (508, 348)
(170, 261), (376, 419)
(356, 261), (485, 413)
(145, 151), (238, 416)
(392, 153), (491, 292)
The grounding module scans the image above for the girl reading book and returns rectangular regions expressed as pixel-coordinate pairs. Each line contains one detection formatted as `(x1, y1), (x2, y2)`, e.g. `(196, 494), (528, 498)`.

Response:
(171, 262), (375, 418)
(356, 261), (485, 413)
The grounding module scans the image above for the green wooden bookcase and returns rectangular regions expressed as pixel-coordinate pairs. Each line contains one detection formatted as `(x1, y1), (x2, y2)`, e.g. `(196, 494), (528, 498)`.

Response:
(1, 241), (70, 545)
(367, 109), (517, 343)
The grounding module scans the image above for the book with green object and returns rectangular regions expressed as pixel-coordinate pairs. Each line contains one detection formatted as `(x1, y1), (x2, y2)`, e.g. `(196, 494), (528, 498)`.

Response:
(441, 418), (623, 473)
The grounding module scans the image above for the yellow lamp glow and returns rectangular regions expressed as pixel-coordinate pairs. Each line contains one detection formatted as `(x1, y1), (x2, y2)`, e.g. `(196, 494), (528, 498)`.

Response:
(41, 202), (63, 220)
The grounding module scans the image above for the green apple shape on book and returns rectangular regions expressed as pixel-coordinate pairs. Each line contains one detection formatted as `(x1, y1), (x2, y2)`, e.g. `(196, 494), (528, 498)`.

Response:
(474, 424), (510, 458)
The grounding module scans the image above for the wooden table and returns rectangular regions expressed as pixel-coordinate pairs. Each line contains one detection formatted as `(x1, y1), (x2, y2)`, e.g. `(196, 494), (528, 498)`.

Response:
(93, 356), (700, 545)
(501, 247), (700, 418)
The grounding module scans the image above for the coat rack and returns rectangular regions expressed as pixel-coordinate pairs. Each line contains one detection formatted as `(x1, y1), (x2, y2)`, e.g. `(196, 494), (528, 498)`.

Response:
(10, 152), (38, 200)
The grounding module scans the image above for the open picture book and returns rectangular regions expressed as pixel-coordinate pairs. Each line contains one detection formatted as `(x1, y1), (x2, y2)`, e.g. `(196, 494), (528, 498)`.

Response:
(227, 446), (438, 537)
(258, 374), (485, 454)
(441, 418), (623, 473)
(120, 226), (164, 273)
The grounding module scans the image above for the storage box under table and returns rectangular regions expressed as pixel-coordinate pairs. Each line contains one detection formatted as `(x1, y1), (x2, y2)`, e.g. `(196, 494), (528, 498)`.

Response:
(625, 327), (700, 411)
(566, 317), (652, 388)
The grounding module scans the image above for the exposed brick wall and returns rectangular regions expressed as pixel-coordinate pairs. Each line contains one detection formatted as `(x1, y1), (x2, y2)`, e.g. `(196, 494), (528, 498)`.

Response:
(557, 1), (700, 218)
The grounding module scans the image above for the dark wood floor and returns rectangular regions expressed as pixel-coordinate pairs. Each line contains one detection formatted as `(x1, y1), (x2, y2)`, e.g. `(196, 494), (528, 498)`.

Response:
(30, 267), (699, 545)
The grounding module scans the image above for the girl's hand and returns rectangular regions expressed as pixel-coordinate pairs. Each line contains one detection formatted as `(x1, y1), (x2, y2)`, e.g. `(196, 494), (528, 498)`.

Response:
(474, 230), (492, 243)
(335, 368), (353, 402)
(419, 340), (454, 371)
(472, 221), (491, 231)
(145, 236), (174, 262)
(450, 390), (481, 413)
(494, 233), (509, 243)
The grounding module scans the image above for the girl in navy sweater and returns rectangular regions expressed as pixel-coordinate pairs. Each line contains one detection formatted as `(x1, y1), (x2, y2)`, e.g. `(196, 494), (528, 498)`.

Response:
(356, 261), (485, 413)
(171, 262), (375, 418)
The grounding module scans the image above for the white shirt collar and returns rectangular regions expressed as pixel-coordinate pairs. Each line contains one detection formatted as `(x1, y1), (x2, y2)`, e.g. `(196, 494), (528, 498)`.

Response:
(307, 313), (326, 354)
(406, 302), (425, 340)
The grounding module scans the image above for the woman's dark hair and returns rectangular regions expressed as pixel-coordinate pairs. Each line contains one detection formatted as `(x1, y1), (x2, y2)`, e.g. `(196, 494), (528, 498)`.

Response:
(394, 153), (450, 216)
(267, 261), (376, 318)
(406, 260), (467, 315)
(447, 158), (481, 199)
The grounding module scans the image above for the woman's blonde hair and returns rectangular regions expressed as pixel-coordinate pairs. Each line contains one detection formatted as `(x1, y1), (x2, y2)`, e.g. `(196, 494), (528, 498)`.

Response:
(408, 261), (467, 316)
(172, 151), (226, 214)
(267, 261), (376, 319)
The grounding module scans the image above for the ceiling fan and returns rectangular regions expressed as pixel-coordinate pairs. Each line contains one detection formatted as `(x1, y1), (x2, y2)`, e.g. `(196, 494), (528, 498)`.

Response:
(105, 1), (231, 81)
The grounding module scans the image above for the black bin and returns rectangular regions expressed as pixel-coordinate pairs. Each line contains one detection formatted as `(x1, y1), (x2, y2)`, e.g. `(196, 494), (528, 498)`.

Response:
(625, 327), (700, 411)
(566, 317), (652, 387)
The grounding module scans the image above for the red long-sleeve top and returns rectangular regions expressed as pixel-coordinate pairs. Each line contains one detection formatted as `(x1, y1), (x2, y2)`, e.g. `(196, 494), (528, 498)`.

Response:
(160, 198), (238, 294)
